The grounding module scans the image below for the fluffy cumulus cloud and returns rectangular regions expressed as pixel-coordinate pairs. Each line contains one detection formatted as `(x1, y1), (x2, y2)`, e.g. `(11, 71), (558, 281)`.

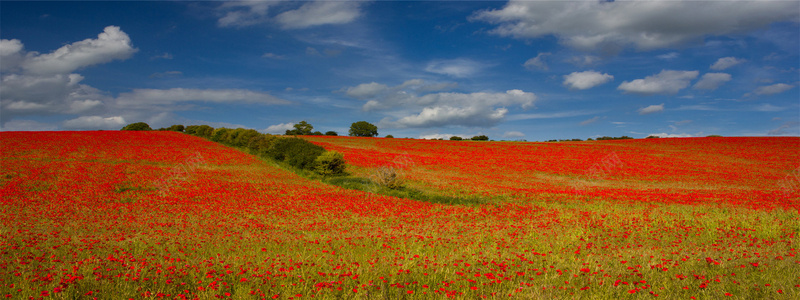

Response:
(425, 58), (488, 78)
(22, 26), (137, 75)
(618, 70), (699, 95)
(1, 26), (292, 130)
(638, 104), (665, 115)
(217, 0), (363, 29)
(647, 132), (694, 138)
(754, 83), (794, 95)
(471, 0), (799, 52)
(344, 80), (535, 129)
(693, 73), (732, 90)
(387, 106), (509, 128)
(563, 71), (614, 90)
(710, 57), (746, 70)
(264, 122), (295, 134)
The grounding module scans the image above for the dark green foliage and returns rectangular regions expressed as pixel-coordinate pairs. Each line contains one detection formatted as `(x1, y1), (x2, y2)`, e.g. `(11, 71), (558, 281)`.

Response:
(707, 135), (723, 137)
(121, 122), (152, 131)
(185, 125), (214, 138)
(285, 121), (314, 135)
(349, 121), (378, 137)
(311, 131), (323, 136)
(166, 124), (184, 132)
(211, 128), (232, 143)
(267, 137), (325, 170)
(595, 136), (634, 140)
(470, 135), (489, 141)
(228, 128), (260, 148)
(385, 135), (394, 139)
(450, 136), (463, 141)
(325, 131), (338, 136)
(314, 151), (346, 176)
(646, 135), (660, 139)
(247, 134), (276, 156)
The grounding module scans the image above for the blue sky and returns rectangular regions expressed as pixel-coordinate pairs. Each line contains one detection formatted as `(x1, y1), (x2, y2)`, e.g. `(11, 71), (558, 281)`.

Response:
(1, 0), (798, 140)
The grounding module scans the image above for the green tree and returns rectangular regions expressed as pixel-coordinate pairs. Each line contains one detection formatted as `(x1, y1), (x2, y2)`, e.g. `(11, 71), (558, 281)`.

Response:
(349, 121), (378, 137)
(325, 131), (338, 136)
(286, 121), (314, 135)
(449, 136), (463, 141)
(385, 135), (394, 138)
(121, 122), (152, 131)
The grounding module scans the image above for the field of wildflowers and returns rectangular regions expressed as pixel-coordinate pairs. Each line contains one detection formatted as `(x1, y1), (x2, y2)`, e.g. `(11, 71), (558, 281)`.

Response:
(1, 131), (798, 299)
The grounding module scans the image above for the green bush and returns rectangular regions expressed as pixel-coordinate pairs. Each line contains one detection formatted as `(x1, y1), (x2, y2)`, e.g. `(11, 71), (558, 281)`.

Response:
(470, 135), (489, 141)
(325, 131), (338, 136)
(267, 137), (325, 170)
(314, 151), (346, 176)
(247, 134), (276, 156)
(211, 128), (232, 143)
(385, 135), (394, 138)
(121, 122), (152, 131)
(450, 136), (463, 141)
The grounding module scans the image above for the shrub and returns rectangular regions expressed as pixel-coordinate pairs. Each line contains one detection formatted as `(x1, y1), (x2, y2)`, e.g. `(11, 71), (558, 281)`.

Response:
(314, 151), (346, 176)
(471, 135), (489, 141)
(267, 137), (325, 170)
(646, 135), (660, 139)
(325, 131), (338, 136)
(247, 134), (276, 155)
(211, 128), (232, 143)
(450, 136), (463, 141)
(371, 166), (404, 189)
(121, 122), (152, 131)
(385, 135), (394, 138)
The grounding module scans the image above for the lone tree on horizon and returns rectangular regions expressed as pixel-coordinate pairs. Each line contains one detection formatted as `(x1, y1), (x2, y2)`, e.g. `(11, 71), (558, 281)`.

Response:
(349, 121), (378, 137)
(285, 121), (313, 135)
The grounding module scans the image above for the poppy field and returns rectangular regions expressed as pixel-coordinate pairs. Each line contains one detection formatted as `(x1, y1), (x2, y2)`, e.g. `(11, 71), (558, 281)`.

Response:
(1, 131), (799, 299)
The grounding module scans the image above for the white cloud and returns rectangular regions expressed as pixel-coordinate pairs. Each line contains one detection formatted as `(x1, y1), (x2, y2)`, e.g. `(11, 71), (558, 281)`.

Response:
(710, 57), (745, 70)
(692, 73), (732, 90)
(0, 39), (24, 72)
(116, 88), (290, 107)
(425, 58), (487, 78)
(754, 83), (794, 95)
(638, 104), (665, 115)
(579, 116), (601, 126)
(62, 116), (126, 130)
(563, 71), (614, 90)
(657, 52), (679, 60)
(0, 119), (58, 131)
(356, 84), (536, 128)
(22, 26), (137, 75)
(216, 1), (363, 29)
(503, 131), (525, 138)
(471, 1), (799, 52)
(618, 70), (699, 95)
(275, 1), (363, 29)
(385, 106), (509, 128)
(217, 1), (277, 28)
(768, 121), (799, 136)
(262, 52), (285, 59)
(566, 55), (601, 66)
(523, 52), (551, 71)
(647, 132), (694, 138)
(0, 73), (110, 117)
(507, 110), (600, 121)
(264, 122), (295, 134)
(419, 133), (457, 140)
(345, 82), (389, 99)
